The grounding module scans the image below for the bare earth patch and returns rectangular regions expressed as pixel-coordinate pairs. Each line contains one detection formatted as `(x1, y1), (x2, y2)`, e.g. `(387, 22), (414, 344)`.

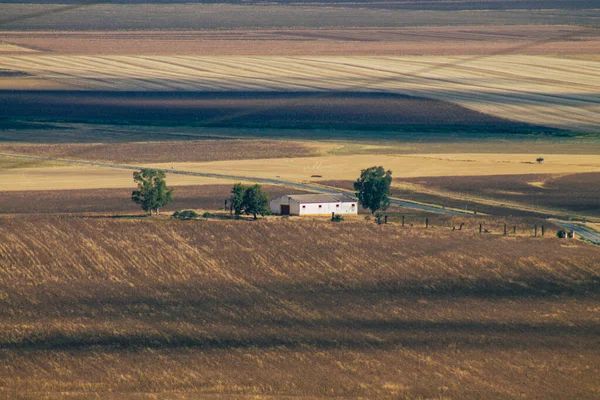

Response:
(0, 140), (321, 164)
(0, 184), (312, 214)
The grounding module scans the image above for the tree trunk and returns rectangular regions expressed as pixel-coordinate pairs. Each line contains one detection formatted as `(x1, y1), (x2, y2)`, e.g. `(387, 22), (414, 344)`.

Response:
(253, 213), (258, 220)
(156, 208), (160, 216)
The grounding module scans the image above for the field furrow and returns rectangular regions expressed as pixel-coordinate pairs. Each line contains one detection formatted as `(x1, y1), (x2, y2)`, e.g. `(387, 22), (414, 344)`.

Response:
(2, 55), (599, 131)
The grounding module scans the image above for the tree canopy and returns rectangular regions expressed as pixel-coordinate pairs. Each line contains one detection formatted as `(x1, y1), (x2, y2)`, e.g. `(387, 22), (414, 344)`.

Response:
(243, 184), (270, 220)
(131, 168), (174, 215)
(230, 183), (246, 216)
(353, 166), (392, 214)
(229, 183), (270, 220)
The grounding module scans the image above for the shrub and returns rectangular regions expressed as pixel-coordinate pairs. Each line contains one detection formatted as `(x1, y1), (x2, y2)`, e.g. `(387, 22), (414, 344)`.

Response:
(172, 210), (199, 220)
(556, 229), (567, 238)
(364, 215), (371, 221)
(202, 212), (212, 219)
(331, 214), (344, 222)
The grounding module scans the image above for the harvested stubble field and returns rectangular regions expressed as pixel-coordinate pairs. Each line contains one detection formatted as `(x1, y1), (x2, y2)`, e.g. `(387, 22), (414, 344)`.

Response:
(0, 139), (321, 164)
(1, 55), (597, 133)
(0, 184), (312, 215)
(0, 3), (596, 31)
(0, 217), (598, 399)
(2, 25), (599, 56)
(151, 153), (600, 183)
(0, 165), (234, 191)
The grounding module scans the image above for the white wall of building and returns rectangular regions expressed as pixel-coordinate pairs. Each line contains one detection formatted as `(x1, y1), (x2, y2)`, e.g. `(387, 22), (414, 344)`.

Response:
(270, 196), (357, 216)
(297, 202), (357, 215)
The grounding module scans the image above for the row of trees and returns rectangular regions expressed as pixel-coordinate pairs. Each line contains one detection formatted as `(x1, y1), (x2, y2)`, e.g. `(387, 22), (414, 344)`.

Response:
(130, 165), (393, 217)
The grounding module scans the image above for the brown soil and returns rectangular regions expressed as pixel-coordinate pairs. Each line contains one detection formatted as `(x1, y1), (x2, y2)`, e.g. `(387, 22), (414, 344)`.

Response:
(0, 91), (550, 134)
(402, 173), (600, 216)
(0, 139), (319, 163)
(318, 173), (600, 218)
(0, 216), (598, 399)
(0, 184), (313, 214)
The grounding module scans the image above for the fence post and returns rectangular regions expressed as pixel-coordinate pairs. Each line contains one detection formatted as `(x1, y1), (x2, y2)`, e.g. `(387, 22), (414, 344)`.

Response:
(504, 224), (507, 235)
(479, 224), (482, 233)
(331, 212), (335, 221)
(541, 225), (545, 236)
(513, 226), (516, 234)
(384, 215), (388, 224)
(402, 216), (405, 227)
(426, 218), (429, 229)
(534, 224), (538, 237)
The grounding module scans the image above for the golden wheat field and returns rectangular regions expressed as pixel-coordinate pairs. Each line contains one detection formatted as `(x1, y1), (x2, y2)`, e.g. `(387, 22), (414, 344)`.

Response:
(1, 54), (599, 132)
(0, 216), (598, 399)
(149, 153), (600, 183)
(2, 152), (598, 192)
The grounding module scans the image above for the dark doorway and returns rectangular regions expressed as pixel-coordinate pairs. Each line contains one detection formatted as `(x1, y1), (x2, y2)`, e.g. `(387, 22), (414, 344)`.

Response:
(280, 205), (290, 215)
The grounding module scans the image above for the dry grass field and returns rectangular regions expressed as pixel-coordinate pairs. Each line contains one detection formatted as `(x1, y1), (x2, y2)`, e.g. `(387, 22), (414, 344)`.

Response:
(2, 152), (598, 192)
(149, 153), (600, 183)
(0, 217), (598, 399)
(0, 165), (234, 191)
(1, 2), (598, 398)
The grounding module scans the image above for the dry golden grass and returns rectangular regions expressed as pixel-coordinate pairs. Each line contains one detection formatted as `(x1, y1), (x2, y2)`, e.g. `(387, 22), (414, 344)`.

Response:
(0, 216), (598, 399)
(150, 153), (600, 183)
(1, 54), (598, 131)
(2, 152), (597, 192)
(0, 165), (234, 191)
(0, 157), (60, 169)
(0, 43), (36, 53)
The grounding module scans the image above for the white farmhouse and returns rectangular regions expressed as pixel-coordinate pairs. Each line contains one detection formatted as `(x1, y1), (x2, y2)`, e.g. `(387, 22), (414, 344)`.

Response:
(270, 193), (358, 216)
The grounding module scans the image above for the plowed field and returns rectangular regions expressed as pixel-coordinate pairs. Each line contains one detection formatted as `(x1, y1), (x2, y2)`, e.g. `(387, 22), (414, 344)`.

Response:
(1, 55), (598, 132)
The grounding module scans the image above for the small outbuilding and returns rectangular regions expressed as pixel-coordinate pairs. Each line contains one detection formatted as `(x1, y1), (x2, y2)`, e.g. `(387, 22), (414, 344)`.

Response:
(270, 193), (358, 216)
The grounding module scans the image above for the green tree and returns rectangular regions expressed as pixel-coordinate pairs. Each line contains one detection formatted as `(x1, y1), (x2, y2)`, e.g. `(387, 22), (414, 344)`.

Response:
(353, 166), (392, 214)
(536, 157), (544, 164)
(230, 183), (246, 217)
(242, 184), (270, 220)
(131, 169), (174, 215)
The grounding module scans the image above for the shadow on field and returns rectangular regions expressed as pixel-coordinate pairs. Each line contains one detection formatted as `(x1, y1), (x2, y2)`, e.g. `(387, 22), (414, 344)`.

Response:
(2, 277), (599, 351)
(2, 319), (598, 351)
